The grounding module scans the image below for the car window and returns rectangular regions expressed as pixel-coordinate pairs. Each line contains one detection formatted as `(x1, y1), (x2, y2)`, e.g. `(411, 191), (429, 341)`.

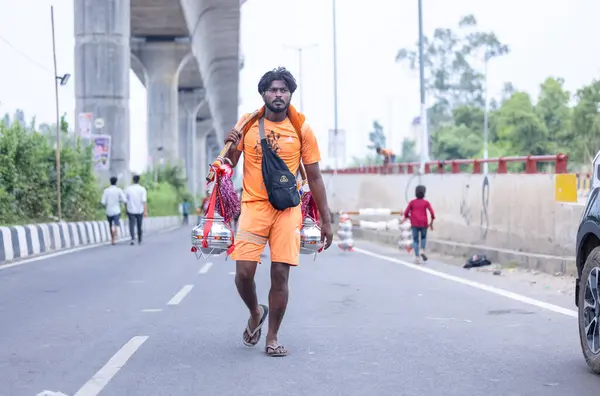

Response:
(583, 187), (600, 219)
(593, 150), (600, 190)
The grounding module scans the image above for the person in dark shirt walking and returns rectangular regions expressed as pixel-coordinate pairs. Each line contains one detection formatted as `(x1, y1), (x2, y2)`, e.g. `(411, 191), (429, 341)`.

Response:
(181, 198), (191, 225)
(403, 185), (435, 264)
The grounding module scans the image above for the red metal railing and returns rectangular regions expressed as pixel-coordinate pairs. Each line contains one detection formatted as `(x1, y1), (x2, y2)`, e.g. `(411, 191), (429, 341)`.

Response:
(322, 154), (569, 175)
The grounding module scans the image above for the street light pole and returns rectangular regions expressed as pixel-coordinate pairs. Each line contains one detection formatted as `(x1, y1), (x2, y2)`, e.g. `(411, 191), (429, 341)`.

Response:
(483, 55), (490, 175)
(283, 43), (317, 113)
(417, 0), (429, 175)
(332, 0), (339, 174)
(51, 5), (62, 222)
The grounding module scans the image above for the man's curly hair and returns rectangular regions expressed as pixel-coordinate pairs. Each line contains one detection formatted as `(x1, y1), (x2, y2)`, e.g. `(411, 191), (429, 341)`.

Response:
(257, 67), (298, 95)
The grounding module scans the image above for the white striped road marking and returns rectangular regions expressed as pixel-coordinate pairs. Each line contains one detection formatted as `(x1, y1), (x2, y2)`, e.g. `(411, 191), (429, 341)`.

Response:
(354, 247), (578, 318)
(73, 335), (149, 396)
(199, 262), (213, 274)
(167, 285), (194, 306)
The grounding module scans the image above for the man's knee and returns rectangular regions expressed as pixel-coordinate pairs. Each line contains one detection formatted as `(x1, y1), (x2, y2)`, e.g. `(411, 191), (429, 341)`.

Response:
(270, 263), (290, 290)
(235, 260), (258, 282)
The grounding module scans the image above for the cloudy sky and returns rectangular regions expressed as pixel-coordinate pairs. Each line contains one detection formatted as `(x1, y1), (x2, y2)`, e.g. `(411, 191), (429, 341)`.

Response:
(1, 0), (598, 172)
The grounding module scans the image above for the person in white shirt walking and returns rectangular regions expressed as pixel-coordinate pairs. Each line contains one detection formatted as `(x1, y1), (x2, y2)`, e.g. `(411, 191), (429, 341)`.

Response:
(124, 174), (148, 245)
(101, 176), (127, 245)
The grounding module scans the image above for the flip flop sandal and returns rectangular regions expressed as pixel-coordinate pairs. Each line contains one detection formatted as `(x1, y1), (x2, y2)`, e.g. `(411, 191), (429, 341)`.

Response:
(265, 344), (288, 357)
(242, 304), (269, 347)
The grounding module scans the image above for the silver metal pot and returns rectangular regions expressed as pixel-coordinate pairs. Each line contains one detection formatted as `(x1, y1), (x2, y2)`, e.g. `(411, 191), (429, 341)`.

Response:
(191, 215), (233, 258)
(300, 217), (323, 255)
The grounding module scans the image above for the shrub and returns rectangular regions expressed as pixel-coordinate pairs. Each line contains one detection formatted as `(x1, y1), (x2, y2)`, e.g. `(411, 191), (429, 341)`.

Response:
(0, 112), (192, 225)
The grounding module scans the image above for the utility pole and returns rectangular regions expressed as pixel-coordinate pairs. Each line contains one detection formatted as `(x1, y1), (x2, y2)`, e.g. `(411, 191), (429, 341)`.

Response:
(483, 54), (490, 175)
(417, 0), (429, 175)
(51, 5), (62, 221)
(332, 0), (339, 174)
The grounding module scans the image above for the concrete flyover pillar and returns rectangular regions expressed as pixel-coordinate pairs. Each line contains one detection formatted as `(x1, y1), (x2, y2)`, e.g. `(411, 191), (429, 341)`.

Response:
(177, 103), (188, 175)
(74, 0), (130, 181)
(196, 121), (214, 197)
(178, 89), (205, 196)
(205, 131), (218, 171)
(132, 39), (189, 168)
(180, 0), (240, 141)
(210, 145), (220, 170)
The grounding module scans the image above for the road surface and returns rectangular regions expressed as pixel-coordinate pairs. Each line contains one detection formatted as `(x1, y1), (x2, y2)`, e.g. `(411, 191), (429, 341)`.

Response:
(0, 227), (598, 396)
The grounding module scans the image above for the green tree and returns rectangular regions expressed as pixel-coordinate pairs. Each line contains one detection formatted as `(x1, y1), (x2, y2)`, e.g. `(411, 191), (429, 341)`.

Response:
(396, 14), (510, 125)
(535, 77), (572, 153)
(367, 121), (386, 151)
(429, 105), (485, 159)
(571, 79), (600, 165)
(0, 116), (101, 224)
(0, 113), (192, 225)
(139, 164), (192, 215)
(500, 82), (516, 104)
(384, 12), (600, 169)
(398, 139), (419, 162)
(494, 91), (549, 156)
(431, 124), (483, 160)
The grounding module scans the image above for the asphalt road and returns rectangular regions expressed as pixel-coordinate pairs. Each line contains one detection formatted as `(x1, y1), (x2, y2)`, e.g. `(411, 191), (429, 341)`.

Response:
(1, 227), (599, 396)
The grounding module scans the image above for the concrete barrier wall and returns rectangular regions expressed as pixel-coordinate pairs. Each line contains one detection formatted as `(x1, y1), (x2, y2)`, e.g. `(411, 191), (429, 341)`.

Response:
(324, 173), (584, 257)
(0, 216), (181, 264)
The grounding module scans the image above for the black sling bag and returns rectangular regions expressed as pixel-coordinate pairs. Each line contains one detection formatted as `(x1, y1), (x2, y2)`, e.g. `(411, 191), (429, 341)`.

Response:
(258, 117), (301, 210)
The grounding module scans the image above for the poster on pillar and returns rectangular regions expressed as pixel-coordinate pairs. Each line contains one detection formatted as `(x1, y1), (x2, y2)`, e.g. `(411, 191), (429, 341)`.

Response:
(78, 112), (93, 138)
(92, 135), (111, 171)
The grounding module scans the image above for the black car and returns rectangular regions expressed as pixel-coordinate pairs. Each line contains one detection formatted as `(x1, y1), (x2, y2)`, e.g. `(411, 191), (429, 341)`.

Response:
(576, 161), (600, 374)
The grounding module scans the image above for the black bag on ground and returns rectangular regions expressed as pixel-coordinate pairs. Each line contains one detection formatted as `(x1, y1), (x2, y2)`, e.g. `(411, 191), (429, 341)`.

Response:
(463, 253), (491, 269)
(259, 117), (300, 210)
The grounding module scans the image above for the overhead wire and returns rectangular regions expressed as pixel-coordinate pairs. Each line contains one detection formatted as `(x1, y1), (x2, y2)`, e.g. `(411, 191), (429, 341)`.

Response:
(0, 32), (57, 117)
(0, 34), (53, 74)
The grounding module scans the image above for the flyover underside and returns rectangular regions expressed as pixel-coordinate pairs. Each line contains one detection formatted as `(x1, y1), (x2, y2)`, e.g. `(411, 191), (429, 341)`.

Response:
(76, 0), (240, 181)
(181, 0), (240, 142)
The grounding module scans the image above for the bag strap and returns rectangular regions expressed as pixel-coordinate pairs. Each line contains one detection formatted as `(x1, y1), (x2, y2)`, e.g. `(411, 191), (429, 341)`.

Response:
(258, 117), (266, 140)
(257, 114), (306, 183)
(243, 111), (303, 144)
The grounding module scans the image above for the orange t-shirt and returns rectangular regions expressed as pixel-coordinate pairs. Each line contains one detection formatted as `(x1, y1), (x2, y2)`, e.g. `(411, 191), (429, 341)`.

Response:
(380, 148), (393, 157)
(236, 114), (321, 202)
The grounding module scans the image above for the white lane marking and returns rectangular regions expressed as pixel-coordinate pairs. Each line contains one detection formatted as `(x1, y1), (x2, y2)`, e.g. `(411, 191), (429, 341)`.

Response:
(354, 247), (578, 318)
(37, 391), (68, 396)
(141, 309), (163, 313)
(0, 226), (181, 271)
(73, 335), (149, 396)
(167, 285), (194, 305)
(199, 262), (213, 274)
(228, 271), (236, 275)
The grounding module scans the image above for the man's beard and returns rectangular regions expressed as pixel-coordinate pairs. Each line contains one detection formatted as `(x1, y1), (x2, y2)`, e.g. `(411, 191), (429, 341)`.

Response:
(265, 100), (288, 113)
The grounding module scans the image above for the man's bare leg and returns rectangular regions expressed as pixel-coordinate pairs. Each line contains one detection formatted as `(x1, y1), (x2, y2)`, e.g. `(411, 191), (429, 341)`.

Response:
(265, 262), (291, 356)
(235, 260), (266, 345)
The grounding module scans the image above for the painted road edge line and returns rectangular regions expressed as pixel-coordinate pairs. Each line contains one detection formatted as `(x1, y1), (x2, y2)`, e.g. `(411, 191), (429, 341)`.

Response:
(73, 335), (149, 396)
(0, 226), (181, 271)
(198, 262), (213, 274)
(167, 285), (194, 306)
(354, 247), (578, 318)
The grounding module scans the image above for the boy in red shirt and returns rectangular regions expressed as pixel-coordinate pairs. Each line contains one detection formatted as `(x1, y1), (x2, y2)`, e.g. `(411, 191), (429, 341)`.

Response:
(403, 185), (435, 264)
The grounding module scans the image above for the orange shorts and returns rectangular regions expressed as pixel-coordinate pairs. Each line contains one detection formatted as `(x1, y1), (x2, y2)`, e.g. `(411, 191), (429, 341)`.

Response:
(230, 200), (302, 265)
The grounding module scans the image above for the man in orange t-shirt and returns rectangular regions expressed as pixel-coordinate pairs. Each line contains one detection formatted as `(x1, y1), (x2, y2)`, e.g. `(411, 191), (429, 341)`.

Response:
(376, 147), (396, 166)
(223, 67), (333, 357)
